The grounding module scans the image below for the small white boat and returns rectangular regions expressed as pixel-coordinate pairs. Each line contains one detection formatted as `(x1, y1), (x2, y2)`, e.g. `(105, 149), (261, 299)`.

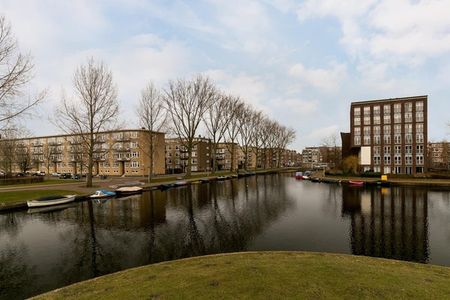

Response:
(27, 195), (76, 208)
(90, 190), (116, 199)
(115, 186), (143, 195)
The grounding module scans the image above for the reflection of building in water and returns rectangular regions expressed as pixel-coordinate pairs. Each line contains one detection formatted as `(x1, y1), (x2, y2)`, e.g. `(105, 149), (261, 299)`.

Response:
(342, 186), (429, 263)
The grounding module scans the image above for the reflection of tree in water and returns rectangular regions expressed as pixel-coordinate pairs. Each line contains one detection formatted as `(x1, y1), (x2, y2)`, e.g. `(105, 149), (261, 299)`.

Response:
(1, 174), (295, 298)
(0, 211), (25, 237)
(0, 243), (37, 299)
(342, 186), (429, 263)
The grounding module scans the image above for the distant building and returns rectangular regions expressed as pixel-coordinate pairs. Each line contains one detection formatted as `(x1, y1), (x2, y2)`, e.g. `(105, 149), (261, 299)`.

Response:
(0, 129), (166, 176)
(165, 137), (211, 173)
(342, 95), (428, 175)
(428, 142), (450, 171)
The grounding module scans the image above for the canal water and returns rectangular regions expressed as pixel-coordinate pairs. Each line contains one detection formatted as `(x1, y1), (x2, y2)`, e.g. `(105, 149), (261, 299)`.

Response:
(1, 174), (450, 299)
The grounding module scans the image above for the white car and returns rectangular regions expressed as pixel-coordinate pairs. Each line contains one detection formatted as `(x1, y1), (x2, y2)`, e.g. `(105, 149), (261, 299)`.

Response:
(51, 172), (60, 177)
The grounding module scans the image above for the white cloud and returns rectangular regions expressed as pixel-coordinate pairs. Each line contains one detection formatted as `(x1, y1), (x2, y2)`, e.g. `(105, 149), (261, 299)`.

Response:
(306, 125), (339, 141)
(288, 62), (347, 92)
(276, 98), (318, 116)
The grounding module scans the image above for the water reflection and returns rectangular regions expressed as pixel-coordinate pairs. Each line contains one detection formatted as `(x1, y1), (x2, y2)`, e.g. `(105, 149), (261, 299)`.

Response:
(342, 186), (429, 263)
(0, 175), (295, 299)
(2, 176), (450, 299)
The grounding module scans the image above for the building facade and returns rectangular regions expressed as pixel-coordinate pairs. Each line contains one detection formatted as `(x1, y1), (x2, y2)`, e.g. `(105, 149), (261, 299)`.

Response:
(428, 142), (450, 171)
(165, 137), (212, 173)
(346, 95), (428, 175)
(0, 129), (165, 176)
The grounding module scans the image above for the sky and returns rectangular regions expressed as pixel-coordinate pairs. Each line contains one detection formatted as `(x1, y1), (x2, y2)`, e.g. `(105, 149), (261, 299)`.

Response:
(2, 0), (450, 151)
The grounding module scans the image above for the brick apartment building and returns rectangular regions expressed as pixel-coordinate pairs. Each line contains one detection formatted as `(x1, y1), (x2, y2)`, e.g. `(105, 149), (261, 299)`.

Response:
(0, 129), (166, 176)
(342, 95), (428, 175)
(428, 142), (450, 171)
(165, 137), (212, 173)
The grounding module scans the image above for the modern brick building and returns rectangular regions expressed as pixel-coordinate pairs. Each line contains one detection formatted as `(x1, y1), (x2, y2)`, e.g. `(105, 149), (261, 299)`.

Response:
(0, 129), (166, 176)
(343, 95), (428, 175)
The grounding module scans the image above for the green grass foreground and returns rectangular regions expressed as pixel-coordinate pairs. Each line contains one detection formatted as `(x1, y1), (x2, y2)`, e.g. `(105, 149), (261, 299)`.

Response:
(35, 252), (450, 299)
(0, 190), (80, 204)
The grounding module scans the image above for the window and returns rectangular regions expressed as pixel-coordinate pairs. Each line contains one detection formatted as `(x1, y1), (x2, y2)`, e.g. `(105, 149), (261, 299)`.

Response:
(373, 106), (380, 115)
(384, 135), (391, 144)
(374, 156), (381, 165)
(416, 123), (424, 133)
(354, 136), (361, 146)
(363, 126), (371, 136)
(394, 135), (401, 144)
(405, 102), (413, 112)
(394, 103), (401, 113)
(384, 155), (391, 164)
(364, 106), (371, 116)
(353, 107), (360, 116)
(364, 115), (371, 125)
(384, 105), (391, 115)
(131, 151), (140, 158)
(416, 155), (424, 166)
(416, 112), (424, 122)
(405, 145), (412, 154)
(405, 124), (413, 134)
(383, 114), (391, 124)
(374, 135), (381, 145)
(364, 136), (371, 145)
(416, 134), (424, 143)
(373, 115), (381, 124)
(404, 113), (413, 122)
(394, 146), (401, 154)
(383, 125), (391, 135)
(394, 113), (402, 123)
(416, 101), (424, 112)
(417, 145), (424, 154)
(354, 127), (361, 135)
(394, 155), (402, 165)
(405, 156), (413, 165)
(130, 132), (138, 138)
(374, 146), (381, 155)
(405, 134), (413, 144)
(354, 116), (361, 126)
(384, 146), (391, 154)
(131, 161), (139, 168)
(394, 124), (402, 134)
(374, 126), (381, 135)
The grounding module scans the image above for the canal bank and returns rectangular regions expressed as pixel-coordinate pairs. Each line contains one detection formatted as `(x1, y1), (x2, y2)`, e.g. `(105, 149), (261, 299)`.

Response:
(33, 251), (450, 300)
(0, 168), (297, 212)
(312, 173), (450, 188)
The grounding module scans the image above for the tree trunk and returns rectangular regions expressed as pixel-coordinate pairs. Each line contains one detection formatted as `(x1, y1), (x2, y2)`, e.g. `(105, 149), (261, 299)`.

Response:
(148, 132), (154, 183)
(86, 135), (94, 187)
(230, 142), (235, 173)
(211, 142), (217, 174)
(186, 140), (192, 178)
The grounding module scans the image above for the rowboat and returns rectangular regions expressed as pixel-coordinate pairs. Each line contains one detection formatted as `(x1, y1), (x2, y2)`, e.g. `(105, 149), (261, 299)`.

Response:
(90, 190), (116, 199)
(349, 180), (364, 186)
(115, 186), (143, 195)
(174, 180), (188, 186)
(27, 195), (76, 208)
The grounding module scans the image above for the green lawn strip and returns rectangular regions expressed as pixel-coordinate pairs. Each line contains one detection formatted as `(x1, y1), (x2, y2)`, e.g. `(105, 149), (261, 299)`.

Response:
(0, 179), (82, 188)
(34, 252), (450, 300)
(0, 189), (81, 205)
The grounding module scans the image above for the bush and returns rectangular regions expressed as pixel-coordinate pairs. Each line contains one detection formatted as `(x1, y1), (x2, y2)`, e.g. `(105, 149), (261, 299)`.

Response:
(360, 172), (381, 178)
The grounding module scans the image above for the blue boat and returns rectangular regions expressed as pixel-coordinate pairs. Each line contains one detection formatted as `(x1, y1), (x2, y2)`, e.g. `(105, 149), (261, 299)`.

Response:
(90, 190), (116, 199)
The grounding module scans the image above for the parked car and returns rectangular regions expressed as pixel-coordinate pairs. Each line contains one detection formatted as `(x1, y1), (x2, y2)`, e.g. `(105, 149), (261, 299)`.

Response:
(32, 171), (46, 176)
(71, 174), (81, 180)
(59, 173), (72, 179)
(15, 172), (26, 177)
(51, 172), (60, 177)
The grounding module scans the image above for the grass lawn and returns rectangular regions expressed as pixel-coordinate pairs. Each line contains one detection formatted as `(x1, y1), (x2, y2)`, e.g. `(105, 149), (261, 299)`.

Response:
(35, 252), (450, 300)
(0, 189), (81, 205)
(0, 179), (81, 188)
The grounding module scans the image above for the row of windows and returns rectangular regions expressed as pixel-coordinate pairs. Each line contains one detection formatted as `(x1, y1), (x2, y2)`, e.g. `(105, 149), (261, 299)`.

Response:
(353, 112), (424, 125)
(354, 124), (424, 135)
(353, 101), (424, 117)
(373, 155), (424, 166)
(372, 145), (424, 155)
(354, 134), (424, 145)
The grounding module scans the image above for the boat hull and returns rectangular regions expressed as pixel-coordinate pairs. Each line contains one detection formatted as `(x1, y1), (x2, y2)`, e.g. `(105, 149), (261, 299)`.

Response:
(27, 195), (76, 208)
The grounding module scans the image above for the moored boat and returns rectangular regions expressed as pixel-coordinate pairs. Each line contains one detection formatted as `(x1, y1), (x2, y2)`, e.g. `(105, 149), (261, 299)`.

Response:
(27, 195), (76, 208)
(90, 190), (116, 199)
(295, 172), (303, 180)
(174, 180), (188, 186)
(115, 186), (143, 195)
(348, 180), (364, 186)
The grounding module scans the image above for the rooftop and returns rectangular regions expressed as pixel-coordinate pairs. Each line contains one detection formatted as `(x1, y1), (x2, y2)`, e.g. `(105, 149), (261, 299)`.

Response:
(351, 95), (428, 106)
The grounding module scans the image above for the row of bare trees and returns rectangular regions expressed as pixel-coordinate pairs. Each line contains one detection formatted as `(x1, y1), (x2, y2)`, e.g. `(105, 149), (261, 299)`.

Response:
(137, 75), (296, 180)
(0, 15), (296, 186)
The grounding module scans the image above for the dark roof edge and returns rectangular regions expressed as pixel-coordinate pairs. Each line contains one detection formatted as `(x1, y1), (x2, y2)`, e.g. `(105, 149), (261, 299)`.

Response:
(351, 95), (428, 105)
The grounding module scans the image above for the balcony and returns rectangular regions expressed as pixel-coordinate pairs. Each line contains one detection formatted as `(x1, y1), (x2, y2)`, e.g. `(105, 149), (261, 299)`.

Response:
(113, 147), (130, 152)
(114, 135), (131, 142)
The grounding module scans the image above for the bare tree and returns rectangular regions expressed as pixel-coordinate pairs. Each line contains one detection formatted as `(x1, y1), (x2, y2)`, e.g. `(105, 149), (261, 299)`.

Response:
(203, 93), (235, 174)
(237, 104), (255, 171)
(0, 16), (45, 125)
(56, 58), (119, 187)
(163, 75), (216, 177)
(224, 97), (244, 173)
(15, 142), (32, 173)
(274, 125), (296, 168)
(0, 127), (18, 175)
(321, 134), (341, 170)
(137, 82), (167, 182)
(249, 111), (265, 170)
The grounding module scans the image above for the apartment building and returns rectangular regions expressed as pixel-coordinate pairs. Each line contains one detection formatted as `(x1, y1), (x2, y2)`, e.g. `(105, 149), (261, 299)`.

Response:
(301, 147), (325, 169)
(343, 95), (428, 175)
(216, 142), (240, 171)
(0, 129), (166, 176)
(428, 142), (450, 171)
(165, 137), (211, 173)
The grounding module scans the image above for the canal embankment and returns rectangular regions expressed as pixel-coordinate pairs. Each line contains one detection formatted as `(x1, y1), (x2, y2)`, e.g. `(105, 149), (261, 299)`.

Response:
(0, 168), (297, 212)
(33, 251), (450, 300)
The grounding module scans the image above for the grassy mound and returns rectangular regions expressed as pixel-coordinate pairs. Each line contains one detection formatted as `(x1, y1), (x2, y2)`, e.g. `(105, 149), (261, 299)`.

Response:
(35, 252), (450, 300)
